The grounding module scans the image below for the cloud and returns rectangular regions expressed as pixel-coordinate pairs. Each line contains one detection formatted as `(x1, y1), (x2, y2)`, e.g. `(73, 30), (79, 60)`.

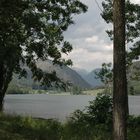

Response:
(64, 47), (113, 71)
(133, 0), (140, 4)
(85, 36), (99, 43)
(64, 0), (111, 71)
(66, 37), (113, 54)
(63, 0), (139, 71)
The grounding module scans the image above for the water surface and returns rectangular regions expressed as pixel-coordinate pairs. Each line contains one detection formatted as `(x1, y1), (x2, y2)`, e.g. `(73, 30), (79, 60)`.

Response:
(4, 94), (140, 121)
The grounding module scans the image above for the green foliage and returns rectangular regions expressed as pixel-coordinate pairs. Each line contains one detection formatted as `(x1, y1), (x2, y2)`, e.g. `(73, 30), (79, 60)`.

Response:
(101, 0), (140, 63)
(95, 63), (113, 94)
(95, 63), (113, 85)
(130, 64), (140, 81)
(6, 84), (31, 94)
(0, 0), (88, 102)
(70, 86), (83, 95)
(6, 82), (49, 94)
(129, 86), (135, 95)
(61, 94), (112, 140)
(127, 80), (140, 95)
(63, 119), (112, 140)
(127, 116), (140, 140)
(0, 106), (140, 140)
(86, 94), (113, 124)
(0, 113), (62, 140)
(62, 94), (113, 140)
(128, 61), (140, 95)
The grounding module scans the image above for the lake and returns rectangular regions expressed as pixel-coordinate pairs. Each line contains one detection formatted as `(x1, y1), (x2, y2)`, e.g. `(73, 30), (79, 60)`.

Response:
(4, 94), (140, 121)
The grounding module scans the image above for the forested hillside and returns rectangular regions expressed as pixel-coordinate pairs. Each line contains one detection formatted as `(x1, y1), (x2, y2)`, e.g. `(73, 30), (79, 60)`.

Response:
(7, 60), (91, 93)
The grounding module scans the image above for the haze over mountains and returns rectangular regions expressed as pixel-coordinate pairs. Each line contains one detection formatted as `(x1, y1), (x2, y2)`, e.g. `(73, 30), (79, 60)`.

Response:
(9, 60), (140, 91)
(37, 60), (91, 88)
(73, 68), (103, 87)
(11, 60), (96, 89)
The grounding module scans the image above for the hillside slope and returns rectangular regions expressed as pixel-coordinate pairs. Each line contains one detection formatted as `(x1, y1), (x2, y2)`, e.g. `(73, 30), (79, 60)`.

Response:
(10, 60), (91, 89)
(73, 68), (103, 87)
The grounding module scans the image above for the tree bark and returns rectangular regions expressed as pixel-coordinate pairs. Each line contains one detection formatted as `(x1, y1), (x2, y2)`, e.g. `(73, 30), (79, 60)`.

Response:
(113, 0), (127, 140)
(0, 92), (4, 112)
(0, 63), (4, 111)
(0, 63), (13, 111)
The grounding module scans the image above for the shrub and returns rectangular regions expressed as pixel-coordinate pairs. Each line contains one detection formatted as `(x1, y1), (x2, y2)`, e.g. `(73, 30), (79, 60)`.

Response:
(127, 116), (140, 140)
(129, 86), (135, 95)
(71, 86), (83, 95)
(62, 93), (113, 140)
(86, 93), (113, 125)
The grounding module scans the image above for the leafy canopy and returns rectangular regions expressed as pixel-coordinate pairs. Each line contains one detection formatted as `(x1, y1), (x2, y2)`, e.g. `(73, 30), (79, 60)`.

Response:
(0, 0), (87, 88)
(95, 63), (113, 85)
(101, 0), (140, 63)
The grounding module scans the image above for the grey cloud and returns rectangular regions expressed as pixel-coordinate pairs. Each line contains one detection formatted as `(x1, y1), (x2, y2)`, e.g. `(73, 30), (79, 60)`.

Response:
(63, 0), (139, 71)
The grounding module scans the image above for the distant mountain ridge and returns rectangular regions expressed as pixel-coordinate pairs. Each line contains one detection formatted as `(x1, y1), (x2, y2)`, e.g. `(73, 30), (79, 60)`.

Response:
(37, 60), (91, 88)
(73, 67), (103, 87)
(74, 61), (140, 88)
(10, 60), (91, 89)
(10, 60), (140, 91)
(85, 69), (103, 87)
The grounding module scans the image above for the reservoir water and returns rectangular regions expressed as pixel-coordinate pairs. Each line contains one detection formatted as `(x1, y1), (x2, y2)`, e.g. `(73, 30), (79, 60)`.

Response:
(4, 94), (140, 121)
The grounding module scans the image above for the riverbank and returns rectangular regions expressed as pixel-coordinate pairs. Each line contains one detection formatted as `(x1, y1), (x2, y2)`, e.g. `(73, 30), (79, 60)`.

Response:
(2, 94), (140, 140)
(0, 113), (62, 140)
(6, 87), (103, 96)
(0, 113), (140, 140)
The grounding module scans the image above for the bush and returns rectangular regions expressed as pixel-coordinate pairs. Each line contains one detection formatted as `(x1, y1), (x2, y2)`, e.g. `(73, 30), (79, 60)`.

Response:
(6, 85), (31, 94)
(86, 93), (113, 124)
(62, 93), (113, 140)
(129, 86), (135, 95)
(1, 97), (140, 140)
(127, 116), (140, 140)
(71, 86), (83, 95)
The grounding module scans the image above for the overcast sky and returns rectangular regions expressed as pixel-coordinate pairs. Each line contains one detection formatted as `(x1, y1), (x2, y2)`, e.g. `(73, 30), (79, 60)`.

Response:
(63, 0), (140, 72)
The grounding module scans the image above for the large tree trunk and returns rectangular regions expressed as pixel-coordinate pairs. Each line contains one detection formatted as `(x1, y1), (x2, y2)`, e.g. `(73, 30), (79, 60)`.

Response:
(0, 63), (5, 111)
(0, 92), (4, 111)
(113, 0), (127, 140)
(0, 63), (13, 111)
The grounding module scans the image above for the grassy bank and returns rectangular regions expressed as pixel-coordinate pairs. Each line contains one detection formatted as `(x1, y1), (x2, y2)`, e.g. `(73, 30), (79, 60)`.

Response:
(0, 113), (62, 140)
(1, 94), (140, 140)
(0, 113), (140, 140)
(6, 84), (103, 96)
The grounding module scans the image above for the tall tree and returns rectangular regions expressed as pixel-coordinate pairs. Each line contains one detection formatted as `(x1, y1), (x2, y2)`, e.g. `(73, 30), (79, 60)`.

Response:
(101, 0), (140, 64)
(0, 0), (87, 111)
(101, 0), (140, 123)
(113, 0), (127, 140)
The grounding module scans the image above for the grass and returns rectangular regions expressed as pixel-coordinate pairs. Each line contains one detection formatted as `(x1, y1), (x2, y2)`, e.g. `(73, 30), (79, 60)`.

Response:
(6, 85), (103, 96)
(131, 81), (140, 95)
(83, 88), (104, 95)
(0, 113), (62, 140)
(0, 113), (140, 140)
(7, 79), (140, 95)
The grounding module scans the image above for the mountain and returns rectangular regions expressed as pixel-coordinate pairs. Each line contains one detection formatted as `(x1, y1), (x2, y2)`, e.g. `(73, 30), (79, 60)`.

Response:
(73, 68), (103, 87)
(85, 69), (103, 87)
(37, 60), (91, 88)
(72, 67), (88, 78)
(10, 60), (91, 89)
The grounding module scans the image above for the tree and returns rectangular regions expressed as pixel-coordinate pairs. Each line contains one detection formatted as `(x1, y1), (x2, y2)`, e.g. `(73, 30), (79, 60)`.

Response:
(0, 0), (87, 111)
(101, 0), (140, 64)
(101, 0), (140, 115)
(113, 0), (127, 140)
(95, 63), (113, 94)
